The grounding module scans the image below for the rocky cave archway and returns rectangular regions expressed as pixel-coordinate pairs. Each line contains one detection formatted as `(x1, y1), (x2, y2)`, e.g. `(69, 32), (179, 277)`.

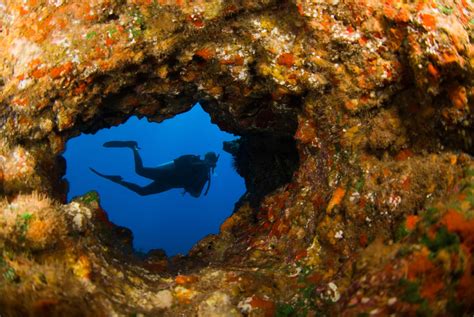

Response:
(0, 0), (473, 315)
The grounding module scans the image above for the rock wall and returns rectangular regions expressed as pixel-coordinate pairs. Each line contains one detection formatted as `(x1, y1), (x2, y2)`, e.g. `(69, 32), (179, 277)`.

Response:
(0, 0), (473, 315)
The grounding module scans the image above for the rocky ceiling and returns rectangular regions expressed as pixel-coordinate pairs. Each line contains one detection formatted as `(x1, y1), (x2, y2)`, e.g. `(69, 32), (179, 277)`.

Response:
(0, 0), (473, 315)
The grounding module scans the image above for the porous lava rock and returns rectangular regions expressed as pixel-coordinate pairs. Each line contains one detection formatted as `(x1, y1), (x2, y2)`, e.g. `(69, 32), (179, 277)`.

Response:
(1, 0), (474, 315)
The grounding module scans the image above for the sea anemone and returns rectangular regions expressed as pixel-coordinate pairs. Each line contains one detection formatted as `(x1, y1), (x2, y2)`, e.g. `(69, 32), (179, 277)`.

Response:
(0, 192), (65, 250)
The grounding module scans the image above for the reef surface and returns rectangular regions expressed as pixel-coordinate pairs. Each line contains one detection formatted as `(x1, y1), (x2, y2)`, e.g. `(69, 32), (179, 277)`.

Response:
(0, 0), (473, 315)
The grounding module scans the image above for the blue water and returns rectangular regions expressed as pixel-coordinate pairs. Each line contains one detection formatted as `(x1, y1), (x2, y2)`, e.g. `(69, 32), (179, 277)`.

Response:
(63, 104), (246, 256)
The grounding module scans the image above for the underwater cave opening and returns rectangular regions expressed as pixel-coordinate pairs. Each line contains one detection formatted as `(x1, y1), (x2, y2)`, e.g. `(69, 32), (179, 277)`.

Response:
(63, 103), (246, 256)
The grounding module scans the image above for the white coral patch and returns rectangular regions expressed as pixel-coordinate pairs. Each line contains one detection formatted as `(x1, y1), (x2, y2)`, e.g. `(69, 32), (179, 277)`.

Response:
(18, 78), (33, 90)
(237, 296), (253, 313)
(327, 282), (341, 302)
(153, 290), (173, 308)
(64, 202), (92, 232)
(49, 0), (63, 7)
(10, 39), (43, 77)
(387, 194), (402, 210)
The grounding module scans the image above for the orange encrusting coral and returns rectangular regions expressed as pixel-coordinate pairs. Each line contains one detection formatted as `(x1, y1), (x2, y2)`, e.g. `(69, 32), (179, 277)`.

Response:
(394, 7), (410, 23)
(186, 14), (204, 28)
(405, 215), (420, 230)
(49, 62), (74, 79)
(395, 149), (414, 161)
(294, 249), (307, 261)
(359, 233), (368, 247)
(407, 252), (433, 281)
(441, 210), (474, 251)
(175, 275), (198, 285)
(295, 117), (317, 145)
(277, 53), (295, 67)
(456, 244), (474, 301)
(220, 214), (237, 233)
(74, 82), (88, 95)
(420, 278), (445, 300)
(448, 85), (468, 110)
(326, 187), (346, 212)
(195, 48), (215, 60)
(250, 296), (275, 317)
(220, 55), (244, 66)
(420, 13), (436, 30)
(427, 63), (440, 79)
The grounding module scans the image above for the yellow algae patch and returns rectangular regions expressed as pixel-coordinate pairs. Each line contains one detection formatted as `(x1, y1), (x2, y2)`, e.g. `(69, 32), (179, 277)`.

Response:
(220, 214), (240, 233)
(305, 236), (323, 267)
(198, 291), (241, 317)
(174, 286), (198, 304)
(221, 203), (252, 233)
(72, 255), (92, 280)
(319, 214), (344, 246)
(449, 154), (458, 165)
(342, 125), (365, 149)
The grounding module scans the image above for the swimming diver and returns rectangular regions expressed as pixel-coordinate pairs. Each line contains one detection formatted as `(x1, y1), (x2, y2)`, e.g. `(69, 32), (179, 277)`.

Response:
(89, 141), (219, 198)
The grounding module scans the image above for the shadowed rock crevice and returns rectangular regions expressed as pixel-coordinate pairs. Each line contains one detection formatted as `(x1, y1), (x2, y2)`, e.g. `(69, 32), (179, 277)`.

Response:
(224, 134), (299, 206)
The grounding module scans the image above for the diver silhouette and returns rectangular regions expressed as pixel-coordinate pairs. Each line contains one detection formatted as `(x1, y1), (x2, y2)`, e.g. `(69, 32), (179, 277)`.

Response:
(90, 141), (219, 198)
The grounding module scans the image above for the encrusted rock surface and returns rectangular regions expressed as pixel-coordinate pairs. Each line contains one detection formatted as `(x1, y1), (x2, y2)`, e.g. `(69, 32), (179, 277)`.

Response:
(0, 0), (473, 315)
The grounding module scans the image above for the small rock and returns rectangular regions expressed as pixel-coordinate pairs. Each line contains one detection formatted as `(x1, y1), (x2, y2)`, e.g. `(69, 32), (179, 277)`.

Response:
(198, 291), (242, 317)
(153, 290), (173, 309)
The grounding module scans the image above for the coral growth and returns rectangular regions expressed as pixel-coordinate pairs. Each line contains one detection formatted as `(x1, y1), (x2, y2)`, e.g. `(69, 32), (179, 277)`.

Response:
(0, 192), (65, 251)
(0, 0), (473, 315)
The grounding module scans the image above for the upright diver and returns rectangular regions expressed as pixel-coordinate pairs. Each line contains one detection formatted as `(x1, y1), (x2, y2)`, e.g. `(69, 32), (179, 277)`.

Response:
(90, 141), (219, 198)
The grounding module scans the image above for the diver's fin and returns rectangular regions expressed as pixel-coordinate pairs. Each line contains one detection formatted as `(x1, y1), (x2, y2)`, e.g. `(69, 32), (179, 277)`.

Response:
(103, 141), (140, 149)
(89, 167), (123, 182)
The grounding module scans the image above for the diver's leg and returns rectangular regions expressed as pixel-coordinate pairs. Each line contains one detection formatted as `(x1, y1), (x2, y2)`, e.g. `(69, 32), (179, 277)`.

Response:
(91, 168), (169, 195)
(102, 140), (153, 177)
(103, 141), (140, 149)
(102, 141), (161, 179)
(90, 168), (123, 182)
(115, 180), (171, 196)
(131, 147), (162, 179)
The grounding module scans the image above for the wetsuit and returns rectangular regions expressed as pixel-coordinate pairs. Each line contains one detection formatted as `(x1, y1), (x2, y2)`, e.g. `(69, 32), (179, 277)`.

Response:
(90, 146), (214, 198)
